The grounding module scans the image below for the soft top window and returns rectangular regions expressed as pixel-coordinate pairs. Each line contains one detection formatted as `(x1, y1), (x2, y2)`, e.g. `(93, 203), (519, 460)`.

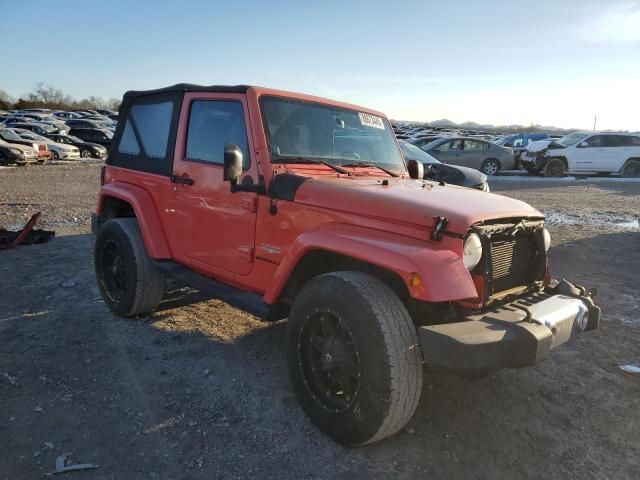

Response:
(109, 92), (181, 176)
(129, 102), (172, 158)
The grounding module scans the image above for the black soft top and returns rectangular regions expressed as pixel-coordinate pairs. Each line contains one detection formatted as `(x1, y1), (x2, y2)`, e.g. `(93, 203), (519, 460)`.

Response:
(123, 83), (250, 101)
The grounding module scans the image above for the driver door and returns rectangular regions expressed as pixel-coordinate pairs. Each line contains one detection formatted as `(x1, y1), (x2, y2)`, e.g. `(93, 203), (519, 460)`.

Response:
(166, 93), (259, 276)
(572, 135), (606, 172)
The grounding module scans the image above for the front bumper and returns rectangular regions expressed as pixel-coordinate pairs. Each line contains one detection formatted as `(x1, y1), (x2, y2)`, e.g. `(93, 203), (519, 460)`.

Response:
(419, 279), (599, 375)
(61, 151), (81, 160)
(13, 154), (39, 165)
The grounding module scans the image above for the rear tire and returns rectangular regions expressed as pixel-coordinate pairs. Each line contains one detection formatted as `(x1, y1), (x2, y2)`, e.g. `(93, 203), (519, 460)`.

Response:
(94, 218), (165, 317)
(287, 271), (423, 446)
(481, 158), (500, 175)
(621, 159), (640, 178)
(544, 158), (566, 177)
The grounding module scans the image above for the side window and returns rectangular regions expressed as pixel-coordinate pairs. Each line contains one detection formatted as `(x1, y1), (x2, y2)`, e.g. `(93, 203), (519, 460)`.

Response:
(583, 135), (605, 147)
(435, 141), (453, 151)
(464, 140), (484, 150)
(117, 101), (173, 158)
(606, 135), (633, 147)
(185, 100), (250, 168)
(119, 121), (140, 154)
(627, 136), (640, 146)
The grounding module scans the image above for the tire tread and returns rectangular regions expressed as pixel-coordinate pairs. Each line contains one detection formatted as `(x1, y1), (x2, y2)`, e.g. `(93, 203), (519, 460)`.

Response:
(329, 272), (423, 445)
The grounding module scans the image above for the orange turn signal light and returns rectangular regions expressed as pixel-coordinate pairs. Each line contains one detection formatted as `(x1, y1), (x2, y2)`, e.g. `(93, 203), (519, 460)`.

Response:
(407, 272), (422, 288)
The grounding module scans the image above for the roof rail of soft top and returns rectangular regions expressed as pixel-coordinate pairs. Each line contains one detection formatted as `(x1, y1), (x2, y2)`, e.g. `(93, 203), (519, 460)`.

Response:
(123, 84), (251, 100)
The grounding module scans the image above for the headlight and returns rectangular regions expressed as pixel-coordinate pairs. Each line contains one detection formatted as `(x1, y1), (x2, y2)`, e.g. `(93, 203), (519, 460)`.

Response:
(463, 233), (483, 270)
(10, 148), (22, 154)
(543, 228), (551, 251)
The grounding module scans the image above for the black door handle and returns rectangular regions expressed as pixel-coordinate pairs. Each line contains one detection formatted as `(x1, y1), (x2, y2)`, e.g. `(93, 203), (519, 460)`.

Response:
(171, 175), (194, 186)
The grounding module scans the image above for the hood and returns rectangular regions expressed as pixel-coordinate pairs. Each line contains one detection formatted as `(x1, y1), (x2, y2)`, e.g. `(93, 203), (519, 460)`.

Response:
(526, 139), (557, 153)
(294, 176), (542, 234)
(426, 163), (486, 188)
(3, 143), (35, 154)
(51, 142), (76, 151)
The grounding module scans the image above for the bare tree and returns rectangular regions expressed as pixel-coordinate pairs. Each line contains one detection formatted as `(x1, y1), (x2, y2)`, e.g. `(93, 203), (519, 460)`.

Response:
(106, 98), (121, 111)
(4, 83), (121, 111)
(0, 88), (14, 109)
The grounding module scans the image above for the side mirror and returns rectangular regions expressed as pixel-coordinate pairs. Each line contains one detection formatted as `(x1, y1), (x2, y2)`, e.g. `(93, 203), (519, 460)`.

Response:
(407, 159), (424, 179)
(579, 142), (589, 148)
(223, 144), (243, 183)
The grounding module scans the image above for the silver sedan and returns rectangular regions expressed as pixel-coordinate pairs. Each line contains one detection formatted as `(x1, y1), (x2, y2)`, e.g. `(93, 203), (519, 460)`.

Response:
(421, 137), (515, 175)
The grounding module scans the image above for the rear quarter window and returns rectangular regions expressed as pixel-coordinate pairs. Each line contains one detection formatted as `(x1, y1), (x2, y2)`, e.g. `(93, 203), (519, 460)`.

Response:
(109, 92), (181, 176)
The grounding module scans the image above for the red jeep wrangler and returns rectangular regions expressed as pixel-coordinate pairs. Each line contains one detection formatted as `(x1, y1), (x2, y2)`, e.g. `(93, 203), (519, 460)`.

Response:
(93, 84), (599, 445)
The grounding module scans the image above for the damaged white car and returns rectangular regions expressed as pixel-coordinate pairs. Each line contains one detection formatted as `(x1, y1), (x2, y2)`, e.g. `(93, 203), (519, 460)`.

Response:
(521, 132), (640, 177)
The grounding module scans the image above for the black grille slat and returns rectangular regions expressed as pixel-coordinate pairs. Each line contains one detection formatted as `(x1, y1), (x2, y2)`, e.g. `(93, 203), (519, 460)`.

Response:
(489, 233), (539, 293)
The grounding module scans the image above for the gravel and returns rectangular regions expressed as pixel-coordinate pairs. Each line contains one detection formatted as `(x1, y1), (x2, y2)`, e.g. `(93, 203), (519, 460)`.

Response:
(1, 163), (639, 479)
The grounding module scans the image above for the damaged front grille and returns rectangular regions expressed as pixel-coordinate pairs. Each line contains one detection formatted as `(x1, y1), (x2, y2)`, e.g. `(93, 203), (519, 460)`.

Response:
(489, 233), (540, 293)
(471, 219), (547, 299)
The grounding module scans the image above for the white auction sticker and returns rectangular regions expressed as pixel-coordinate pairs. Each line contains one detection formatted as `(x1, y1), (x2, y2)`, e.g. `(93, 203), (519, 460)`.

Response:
(358, 112), (385, 130)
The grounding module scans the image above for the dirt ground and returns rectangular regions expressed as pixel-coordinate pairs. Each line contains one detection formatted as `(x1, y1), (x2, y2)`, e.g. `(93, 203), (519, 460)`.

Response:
(1, 163), (639, 480)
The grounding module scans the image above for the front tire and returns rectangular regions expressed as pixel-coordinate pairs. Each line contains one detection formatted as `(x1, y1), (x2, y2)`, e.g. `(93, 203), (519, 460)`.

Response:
(544, 157), (566, 177)
(481, 158), (500, 175)
(81, 149), (93, 159)
(51, 151), (59, 161)
(287, 271), (423, 446)
(94, 218), (165, 317)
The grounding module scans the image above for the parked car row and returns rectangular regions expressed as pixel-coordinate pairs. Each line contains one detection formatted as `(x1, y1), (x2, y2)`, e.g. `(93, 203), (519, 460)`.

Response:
(394, 124), (516, 176)
(394, 123), (640, 178)
(0, 107), (114, 165)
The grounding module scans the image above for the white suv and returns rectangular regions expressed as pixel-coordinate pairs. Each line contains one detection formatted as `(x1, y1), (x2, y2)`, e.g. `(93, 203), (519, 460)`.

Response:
(521, 132), (640, 177)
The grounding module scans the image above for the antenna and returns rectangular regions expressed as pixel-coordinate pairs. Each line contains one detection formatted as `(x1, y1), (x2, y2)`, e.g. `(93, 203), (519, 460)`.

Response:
(593, 115), (597, 131)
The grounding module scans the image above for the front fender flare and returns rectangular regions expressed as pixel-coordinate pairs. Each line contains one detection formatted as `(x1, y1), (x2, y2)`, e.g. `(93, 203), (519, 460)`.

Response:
(263, 223), (477, 304)
(97, 182), (171, 258)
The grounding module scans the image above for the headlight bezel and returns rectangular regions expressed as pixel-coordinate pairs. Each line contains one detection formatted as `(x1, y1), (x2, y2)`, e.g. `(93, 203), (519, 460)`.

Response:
(463, 233), (483, 271)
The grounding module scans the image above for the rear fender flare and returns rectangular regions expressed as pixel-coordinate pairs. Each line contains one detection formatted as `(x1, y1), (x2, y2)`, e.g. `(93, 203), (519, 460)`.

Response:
(97, 182), (170, 258)
(264, 223), (477, 304)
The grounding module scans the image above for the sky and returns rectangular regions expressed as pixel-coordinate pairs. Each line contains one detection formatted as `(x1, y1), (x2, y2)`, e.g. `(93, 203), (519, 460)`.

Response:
(3, 0), (640, 130)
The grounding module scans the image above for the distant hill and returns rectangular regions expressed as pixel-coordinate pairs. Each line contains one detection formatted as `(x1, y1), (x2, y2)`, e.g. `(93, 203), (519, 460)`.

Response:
(394, 118), (577, 134)
(428, 118), (458, 128)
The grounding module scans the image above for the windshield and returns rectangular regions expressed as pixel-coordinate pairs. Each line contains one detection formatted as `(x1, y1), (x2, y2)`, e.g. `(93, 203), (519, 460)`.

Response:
(0, 129), (21, 140)
(398, 141), (442, 164)
(261, 97), (405, 172)
(555, 132), (589, 146)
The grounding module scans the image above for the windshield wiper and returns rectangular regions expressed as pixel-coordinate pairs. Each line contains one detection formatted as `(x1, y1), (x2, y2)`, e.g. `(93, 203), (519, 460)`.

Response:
(273, 155), (348, 174)
(341, 161), (399, 177)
